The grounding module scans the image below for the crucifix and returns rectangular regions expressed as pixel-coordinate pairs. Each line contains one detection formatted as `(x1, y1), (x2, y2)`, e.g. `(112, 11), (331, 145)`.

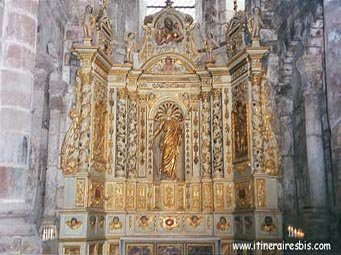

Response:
(147, 0), (195, 10)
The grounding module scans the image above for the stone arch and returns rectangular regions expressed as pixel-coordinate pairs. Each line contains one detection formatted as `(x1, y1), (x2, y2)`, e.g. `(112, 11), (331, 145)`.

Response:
(148, 96), (188, 120)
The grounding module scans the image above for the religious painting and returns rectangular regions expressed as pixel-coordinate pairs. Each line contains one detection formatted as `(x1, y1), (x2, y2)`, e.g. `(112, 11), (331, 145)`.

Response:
(157, 244), (183, 255)
(232, 82), (249, 163)
(186, 244), (214, 255)
(126, 244), (154, 255)
(155, 16), (184, 45)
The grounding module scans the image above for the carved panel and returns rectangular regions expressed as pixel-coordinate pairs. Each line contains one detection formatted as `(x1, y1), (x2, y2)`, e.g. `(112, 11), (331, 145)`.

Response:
(203, 182), (213, 210)
(63, 246), (80, 255)
(214, 183), (224, 210)
(256, 179), (266, 208)
(232, 81), (249, 163)
(163, 184), (176, 210)
(235, 181), (252, 209)
(126, 183), (136, 210)
(91, 82), (107, 172)
(114, 183), (125, 210)
(226, 183), (234, 209)
(191, 184), (201, 211)
(88, 180), (105, 208)
(137, 183), (147, 210)
(75, 178), (86, 207)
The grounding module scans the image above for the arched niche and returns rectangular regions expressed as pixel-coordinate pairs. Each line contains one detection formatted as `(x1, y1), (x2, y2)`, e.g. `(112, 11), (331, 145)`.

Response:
(148, 98), (188, 182)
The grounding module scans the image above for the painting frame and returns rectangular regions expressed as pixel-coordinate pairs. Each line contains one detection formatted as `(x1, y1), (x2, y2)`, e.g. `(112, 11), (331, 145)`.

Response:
(186, 243), (215, 255)
(126, 243), (154, 255)
(157, 243), (183, 255)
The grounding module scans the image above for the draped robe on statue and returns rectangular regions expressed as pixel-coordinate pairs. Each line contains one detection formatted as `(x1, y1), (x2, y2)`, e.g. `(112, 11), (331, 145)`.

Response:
(154, 117), (183, 179)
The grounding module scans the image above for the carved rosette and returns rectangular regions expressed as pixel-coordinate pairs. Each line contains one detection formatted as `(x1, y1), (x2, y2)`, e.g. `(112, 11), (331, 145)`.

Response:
(115, 89), (127, 177)
(200, 93), (212, 178)
(250, 73), (264, 173)
(212, 89), (224, 178)
(127, 93), (138, 178)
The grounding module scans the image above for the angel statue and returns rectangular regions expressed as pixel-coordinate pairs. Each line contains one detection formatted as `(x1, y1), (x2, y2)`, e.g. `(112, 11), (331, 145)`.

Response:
(247, 6), (265, 42)
(81, 5), (95, 38)
(124, 32), (136, 63)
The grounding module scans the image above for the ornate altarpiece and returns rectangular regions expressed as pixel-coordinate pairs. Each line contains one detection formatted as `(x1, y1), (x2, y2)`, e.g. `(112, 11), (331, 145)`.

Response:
(59, 4), (281, 255)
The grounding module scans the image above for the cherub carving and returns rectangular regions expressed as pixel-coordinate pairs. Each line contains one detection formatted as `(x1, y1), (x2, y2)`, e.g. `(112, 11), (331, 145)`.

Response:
(66, 217), (82, 230)
(81, 5), (95, 38)
(187, 215), (202, 228)
(109, 216), (123, 230)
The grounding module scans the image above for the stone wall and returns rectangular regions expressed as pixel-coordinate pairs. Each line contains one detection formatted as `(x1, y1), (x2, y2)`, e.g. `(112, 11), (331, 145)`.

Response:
(248, 0), (341, 246)
(0, 0), (68, 254)
(0, 0), (42, 253)
(324, 0), (341, 245)
(0, 0), (339, 253)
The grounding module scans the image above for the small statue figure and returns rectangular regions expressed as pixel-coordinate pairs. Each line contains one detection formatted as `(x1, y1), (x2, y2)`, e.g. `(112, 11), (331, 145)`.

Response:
(293, 19), (304, 40)
(204, 32), (217, 63)
(81, 5), (95, 38)
(125, 32), (136, 63)
(247, 6), (265, 41)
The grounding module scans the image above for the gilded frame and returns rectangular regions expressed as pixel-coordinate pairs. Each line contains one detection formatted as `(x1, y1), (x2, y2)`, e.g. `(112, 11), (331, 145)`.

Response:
(126, 243), (154, 255)
(157, 243), (183, 255)
(186, 243), (215, 255)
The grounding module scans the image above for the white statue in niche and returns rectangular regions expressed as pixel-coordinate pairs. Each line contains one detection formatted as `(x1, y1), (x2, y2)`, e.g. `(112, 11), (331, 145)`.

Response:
(81, 5), (95, 38)
(247, 6), (265, 43)
(124, 32), (136, 63)
(152, 102), (184, 180)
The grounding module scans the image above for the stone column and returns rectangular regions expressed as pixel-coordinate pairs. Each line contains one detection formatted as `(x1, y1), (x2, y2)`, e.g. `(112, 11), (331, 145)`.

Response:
(43, 79), (66, 217)
(324, 0), (341, 221)
(0, 0), (41, 253)
(298, 52), (329, 241)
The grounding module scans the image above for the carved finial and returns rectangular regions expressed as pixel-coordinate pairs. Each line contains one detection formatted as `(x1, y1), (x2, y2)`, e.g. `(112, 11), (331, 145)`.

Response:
(233, 0), (238, 12)
(165, 0), (174, 7)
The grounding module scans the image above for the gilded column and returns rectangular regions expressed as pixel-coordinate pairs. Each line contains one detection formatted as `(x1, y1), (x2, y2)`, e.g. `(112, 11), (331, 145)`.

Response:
(201, 92), (212, 178)
(77, 68), (93, 172)
(127, 92), (138, 178)
(250, 72), (264, 173)
(212, 89), (224, 178)
(115, 89), (127, 177)
(191, 95), (200, 179)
